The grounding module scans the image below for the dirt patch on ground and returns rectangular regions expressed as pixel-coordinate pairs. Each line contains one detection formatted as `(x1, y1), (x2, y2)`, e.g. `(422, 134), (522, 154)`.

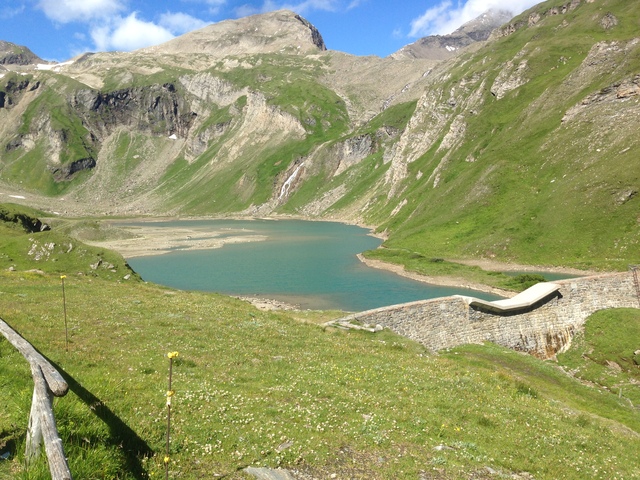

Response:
(357, 255), (515, 298)
(357, 255), (602, 299)
(82, 223), (266, 258)
(453, 258), (600, 276)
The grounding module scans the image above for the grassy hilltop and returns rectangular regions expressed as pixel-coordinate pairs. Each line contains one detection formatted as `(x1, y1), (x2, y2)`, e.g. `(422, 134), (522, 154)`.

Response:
(0, 206), (639, 479)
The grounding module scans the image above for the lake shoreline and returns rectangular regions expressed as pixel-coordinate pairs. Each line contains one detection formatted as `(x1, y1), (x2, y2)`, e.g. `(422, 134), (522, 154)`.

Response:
(357, 255), (600, 299)
(86, 216), (600, 310)
(356, 254), (516, 298)
(85, 214), (387, 259)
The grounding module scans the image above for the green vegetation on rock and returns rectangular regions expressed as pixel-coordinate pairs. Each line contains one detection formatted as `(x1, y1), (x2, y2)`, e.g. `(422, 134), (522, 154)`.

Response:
(0, 204), (135, 280)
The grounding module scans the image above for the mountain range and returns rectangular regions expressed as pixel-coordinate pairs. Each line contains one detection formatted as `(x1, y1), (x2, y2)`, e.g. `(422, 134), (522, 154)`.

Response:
(0, 0), (638, 271)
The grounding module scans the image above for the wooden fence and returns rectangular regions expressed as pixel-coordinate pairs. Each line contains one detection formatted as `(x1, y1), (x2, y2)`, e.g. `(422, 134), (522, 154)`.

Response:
(0, 317), (72, 480)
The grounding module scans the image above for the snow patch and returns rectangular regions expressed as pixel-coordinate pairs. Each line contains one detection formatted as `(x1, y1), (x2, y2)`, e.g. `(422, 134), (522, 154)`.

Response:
(36, 61), (74, 71)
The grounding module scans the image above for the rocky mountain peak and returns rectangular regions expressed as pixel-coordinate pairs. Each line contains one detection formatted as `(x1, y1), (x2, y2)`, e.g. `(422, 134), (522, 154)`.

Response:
(0, 40), (44, 66)
(142, 9), (326, 57)
(391, 9), (513, 61)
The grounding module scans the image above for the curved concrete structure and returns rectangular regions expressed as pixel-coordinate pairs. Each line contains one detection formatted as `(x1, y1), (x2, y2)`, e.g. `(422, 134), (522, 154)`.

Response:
(330, 272), (639, 358)
(455, 282), (561, 313)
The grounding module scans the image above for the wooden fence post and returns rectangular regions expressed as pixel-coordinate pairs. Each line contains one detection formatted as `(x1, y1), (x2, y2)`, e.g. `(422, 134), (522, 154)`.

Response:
(26, 377), (44, 461)
(0, 318), (72, 479)
(28, 364), (72, 480)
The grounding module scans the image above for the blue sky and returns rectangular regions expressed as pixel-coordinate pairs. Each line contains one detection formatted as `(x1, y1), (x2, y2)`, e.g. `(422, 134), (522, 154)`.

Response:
(1, 0), (541, 62)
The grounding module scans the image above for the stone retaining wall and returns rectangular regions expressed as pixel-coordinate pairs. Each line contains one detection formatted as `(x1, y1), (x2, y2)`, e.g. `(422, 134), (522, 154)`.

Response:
(337, 272), (639, 358)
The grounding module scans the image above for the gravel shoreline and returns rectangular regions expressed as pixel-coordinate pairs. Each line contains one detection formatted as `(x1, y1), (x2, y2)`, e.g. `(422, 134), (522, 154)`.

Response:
(356, 255), (600, 299)
(356, 254), (516, 298)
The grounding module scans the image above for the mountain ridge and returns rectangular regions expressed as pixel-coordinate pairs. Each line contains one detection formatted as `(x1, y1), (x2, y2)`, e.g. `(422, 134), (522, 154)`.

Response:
(0, 40), (45, 66)
(0, 0), (638, 271)
(140, 9), (327, 57)
(391, 9), (514, 60)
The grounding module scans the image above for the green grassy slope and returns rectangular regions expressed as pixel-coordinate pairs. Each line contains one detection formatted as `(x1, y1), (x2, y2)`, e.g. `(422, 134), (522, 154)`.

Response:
(0, 203), (135, 280)
(0, 208), (638, 479)
(367, 0), (640, 271)
(159, 56), (351, 215)
(1, 272), (638, 479)
(0, 74), (97, 195)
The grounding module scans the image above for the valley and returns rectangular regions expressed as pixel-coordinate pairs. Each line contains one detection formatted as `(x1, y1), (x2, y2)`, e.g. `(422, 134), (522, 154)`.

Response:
(1, 1), (640, 478)
(0, 1), (637, 273)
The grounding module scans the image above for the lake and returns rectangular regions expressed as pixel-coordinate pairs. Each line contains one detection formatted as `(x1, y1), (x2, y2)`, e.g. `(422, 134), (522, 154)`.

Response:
(125, 219), (502, 311)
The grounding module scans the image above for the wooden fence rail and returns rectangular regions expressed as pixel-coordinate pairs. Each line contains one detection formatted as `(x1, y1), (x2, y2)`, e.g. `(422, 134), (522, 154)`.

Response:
(0, 317), (72, 480)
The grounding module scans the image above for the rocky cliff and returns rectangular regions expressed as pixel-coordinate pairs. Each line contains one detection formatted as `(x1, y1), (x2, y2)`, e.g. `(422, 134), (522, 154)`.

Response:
(0, 41), (44, 66)
(391, 9), (514, 60)
(142, 9), (326, 57)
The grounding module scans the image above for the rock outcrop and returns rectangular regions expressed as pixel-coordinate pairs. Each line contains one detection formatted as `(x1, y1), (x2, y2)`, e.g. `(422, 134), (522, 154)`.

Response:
(143, 9), (326, 57)
(70, 84), (197, 140)
(392, 9), (513, 60)
(0, 41), (44, 66)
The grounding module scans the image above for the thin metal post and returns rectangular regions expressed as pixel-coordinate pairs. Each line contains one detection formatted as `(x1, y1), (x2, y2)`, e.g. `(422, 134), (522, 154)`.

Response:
(165, 352), (178, 479)
(61, 276), (68, 352)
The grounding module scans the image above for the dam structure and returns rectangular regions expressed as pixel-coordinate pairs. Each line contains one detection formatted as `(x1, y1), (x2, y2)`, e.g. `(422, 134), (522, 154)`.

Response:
(329, 271), (639, 359)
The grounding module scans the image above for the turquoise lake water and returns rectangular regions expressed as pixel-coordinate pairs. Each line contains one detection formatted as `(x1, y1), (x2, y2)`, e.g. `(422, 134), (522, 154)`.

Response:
(126, 219), (502, 311)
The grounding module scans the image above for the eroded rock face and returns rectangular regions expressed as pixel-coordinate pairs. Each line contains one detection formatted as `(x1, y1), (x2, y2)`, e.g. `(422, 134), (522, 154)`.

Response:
(561, 40), (640, 123)
(50, 157), (97, 181)
(70, 84), (197, 140)
(179, 73), (246, 109)
(601, 12), (619, 30)
(0, 77), (39, 109)
(491, 59), (529, 99)
(393, 9), (513, 61)
(332, 134), (375, 176)
(563, 74), (640, 122)
(384, 86), (453, 195)
(384, 71), (487, 197)
(293, 13), (326, 51)
(0, 41), (44, 65)
(495, 0), (583, 37)
(0, 209), (50, 233)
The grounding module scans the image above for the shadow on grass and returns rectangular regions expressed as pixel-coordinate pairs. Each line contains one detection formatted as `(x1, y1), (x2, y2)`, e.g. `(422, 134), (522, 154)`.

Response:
(51, 361), (153, 480)
(0, 434), (18, 461)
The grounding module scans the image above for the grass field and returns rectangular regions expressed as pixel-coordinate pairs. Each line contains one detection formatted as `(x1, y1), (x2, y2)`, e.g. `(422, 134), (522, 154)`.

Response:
(0, 205), (639, 479)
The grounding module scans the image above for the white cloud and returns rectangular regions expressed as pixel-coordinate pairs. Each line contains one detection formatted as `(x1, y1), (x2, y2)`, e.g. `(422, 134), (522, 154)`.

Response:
(90, 24), (112, 51)
(0, 4), (25, 19)
(91, 13), (175, 51)
(235, 0), (341, 17)
(409, 0), (539, 38)
(409, 1), (452, 37)
(37, 0), (126, 23)
(179, 0), (227, 15)
(203, 0), (228, 14)
(347, 0), (366, 9)
(159, 12), (209, 34)
(36, 0), (213, 55)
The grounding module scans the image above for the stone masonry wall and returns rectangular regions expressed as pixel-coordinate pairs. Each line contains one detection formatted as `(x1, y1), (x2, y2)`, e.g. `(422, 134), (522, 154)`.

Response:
(338, 272), (639, 358)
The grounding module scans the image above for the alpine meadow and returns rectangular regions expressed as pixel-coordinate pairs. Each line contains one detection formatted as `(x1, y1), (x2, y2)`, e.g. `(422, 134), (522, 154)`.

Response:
(0, 0), (639, 479)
